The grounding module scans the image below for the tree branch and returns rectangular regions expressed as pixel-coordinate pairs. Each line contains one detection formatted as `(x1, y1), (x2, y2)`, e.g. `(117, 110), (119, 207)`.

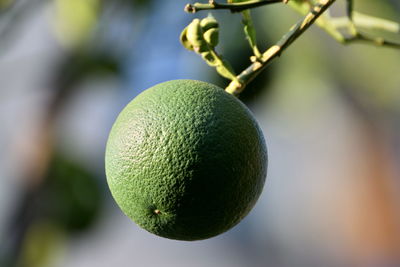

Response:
(185, 0), (286, 14)
(225, 0), (336, 95)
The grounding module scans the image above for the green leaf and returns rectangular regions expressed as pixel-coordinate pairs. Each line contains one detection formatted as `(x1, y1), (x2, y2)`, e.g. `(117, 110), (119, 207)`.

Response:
(216, 58), (237, 80)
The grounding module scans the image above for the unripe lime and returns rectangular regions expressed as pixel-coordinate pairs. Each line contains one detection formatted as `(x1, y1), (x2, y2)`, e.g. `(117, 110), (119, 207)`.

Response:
(105, 80), (267, 240)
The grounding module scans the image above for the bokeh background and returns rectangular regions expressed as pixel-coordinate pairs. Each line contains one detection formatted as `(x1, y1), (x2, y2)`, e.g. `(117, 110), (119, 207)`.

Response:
(1, 0), (400, 266)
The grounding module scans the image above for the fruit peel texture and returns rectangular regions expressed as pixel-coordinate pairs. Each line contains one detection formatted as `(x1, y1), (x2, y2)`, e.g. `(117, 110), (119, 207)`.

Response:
(105, 79), (267, 240)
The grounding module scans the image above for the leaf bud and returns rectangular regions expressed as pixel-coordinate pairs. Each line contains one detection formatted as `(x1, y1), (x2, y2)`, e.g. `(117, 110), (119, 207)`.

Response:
(180, 27), (194, 51)
(186, 19), (205, 48)
(203, 28), (219, 47)
(200, 16), (218, 32)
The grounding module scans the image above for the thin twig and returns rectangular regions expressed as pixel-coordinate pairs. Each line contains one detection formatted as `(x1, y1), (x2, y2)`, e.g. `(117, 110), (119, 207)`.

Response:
(225, 0), (336, 95)
(0, 0), (47, 57)
(288, 2), (400, 49)
(0, 0), (17, 14)
(185, 0), (285, 14)
(314, 14), (400, 48)
(330, 12), (400, 33)
(346, 32), (400, 48)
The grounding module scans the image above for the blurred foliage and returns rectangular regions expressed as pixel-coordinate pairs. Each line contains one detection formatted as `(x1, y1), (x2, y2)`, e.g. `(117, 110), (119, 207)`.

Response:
(129, 0), (153, 8)
(38, 154), (103, 232)
(52, 0), (156, 48)
(17, 222), (65, 267)
(54, 0), (101, 48)
(55, 50), (120, 89)
(0, 154), (104, 267)
(0, 0), (13, 10)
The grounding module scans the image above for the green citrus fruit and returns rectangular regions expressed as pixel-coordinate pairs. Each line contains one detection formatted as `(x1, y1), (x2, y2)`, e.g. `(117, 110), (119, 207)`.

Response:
(105, 79), (267, 240)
